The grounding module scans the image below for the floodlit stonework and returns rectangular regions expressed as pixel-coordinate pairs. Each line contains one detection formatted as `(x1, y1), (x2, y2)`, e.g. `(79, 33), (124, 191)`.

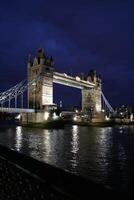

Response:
(27, 48), (54, 110)
(82, 70), (102, 113)
(28, 49), (102, 114)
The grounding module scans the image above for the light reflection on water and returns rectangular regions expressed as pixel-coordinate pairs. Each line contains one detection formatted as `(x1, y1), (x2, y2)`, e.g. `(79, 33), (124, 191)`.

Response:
(43, 130), (51, 162)
(71, 125), (79, 170)
(0, 124), (134, 192)
(15, 126), (22, 151)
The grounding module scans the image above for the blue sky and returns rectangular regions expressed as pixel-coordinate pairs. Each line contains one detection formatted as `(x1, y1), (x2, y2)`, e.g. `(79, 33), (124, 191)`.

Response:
(0, 0), (133, 108)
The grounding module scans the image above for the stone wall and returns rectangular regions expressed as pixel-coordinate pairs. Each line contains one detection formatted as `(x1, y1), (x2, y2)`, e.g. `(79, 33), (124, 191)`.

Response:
(28, 49), (54, 110)
(20, 112), (45, 123)
(81, 87), (101, 113)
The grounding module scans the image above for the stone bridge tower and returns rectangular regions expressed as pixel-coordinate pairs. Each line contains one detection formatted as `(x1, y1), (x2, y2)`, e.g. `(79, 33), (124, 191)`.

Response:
(82, 70), (102, 114)
(27, 48), (54, 110)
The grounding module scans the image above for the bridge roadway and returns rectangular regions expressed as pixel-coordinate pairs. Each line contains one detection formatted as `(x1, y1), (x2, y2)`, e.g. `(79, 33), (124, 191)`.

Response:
(0, 107), (35, 113)
(53, 72), (95, 89)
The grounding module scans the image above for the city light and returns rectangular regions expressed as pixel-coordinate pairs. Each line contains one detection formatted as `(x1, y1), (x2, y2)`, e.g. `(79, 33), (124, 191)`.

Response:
(73, 116), (77, 121)
(15, 114), (21, 119)
(52, 112), (59, 120)
(105, 115), (110, 121)
(64, 73), (67, 77)
(130, 114), (133, 122)
(75, 76), (81, 81)
(32, 82), (36, 86)
(44, 111), (49, 120)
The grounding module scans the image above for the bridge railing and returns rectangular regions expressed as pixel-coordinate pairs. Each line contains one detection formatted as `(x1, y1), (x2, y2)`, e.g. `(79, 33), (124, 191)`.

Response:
(0, 107), (35, 113)
(0, 144), (129, 199)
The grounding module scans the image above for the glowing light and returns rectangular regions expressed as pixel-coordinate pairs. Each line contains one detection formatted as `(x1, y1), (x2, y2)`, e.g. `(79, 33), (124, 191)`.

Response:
(73, 116), (77, 121)
(96, 104), (101, 112)
(32, 82), (36, 86)
(75, 109), (78, 113)
(130, 114), (133, 122)
(52, 112), (59, 120)
(105, 115), (110, 121)
(44, 112), (49, 120)
(76, 76), (81, 81)
(102, 109), (105, 112)
(15, 114), (21, 119)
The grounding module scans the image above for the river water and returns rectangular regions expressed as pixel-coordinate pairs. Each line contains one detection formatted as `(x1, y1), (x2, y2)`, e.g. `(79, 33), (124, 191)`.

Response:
(0, 123), (134, 193)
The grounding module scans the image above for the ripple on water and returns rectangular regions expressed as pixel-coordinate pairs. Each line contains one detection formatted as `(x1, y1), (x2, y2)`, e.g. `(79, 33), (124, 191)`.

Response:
(0, 124), (134, 192)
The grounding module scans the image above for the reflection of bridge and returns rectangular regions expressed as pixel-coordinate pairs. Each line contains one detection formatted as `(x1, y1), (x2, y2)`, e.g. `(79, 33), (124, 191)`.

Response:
(0, 48), (114, 116)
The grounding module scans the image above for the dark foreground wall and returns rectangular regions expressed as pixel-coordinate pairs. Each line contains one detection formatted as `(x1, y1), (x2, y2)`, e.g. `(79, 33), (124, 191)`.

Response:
(0, 145), (129, 199)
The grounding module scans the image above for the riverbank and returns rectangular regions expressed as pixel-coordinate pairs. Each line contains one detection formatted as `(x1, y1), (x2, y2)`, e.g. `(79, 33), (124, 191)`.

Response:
(1, 116), (134, 129)
(19, 119), (134, 128)
(72, 120), (134, 127)
(20, 119), (67, 129)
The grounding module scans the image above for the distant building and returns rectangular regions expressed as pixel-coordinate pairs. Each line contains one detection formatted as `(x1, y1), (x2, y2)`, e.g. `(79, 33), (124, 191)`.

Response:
(114, 105), (132, 119)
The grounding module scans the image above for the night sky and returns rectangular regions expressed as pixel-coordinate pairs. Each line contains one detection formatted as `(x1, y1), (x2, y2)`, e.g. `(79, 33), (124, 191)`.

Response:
(0, 0), (133, 109)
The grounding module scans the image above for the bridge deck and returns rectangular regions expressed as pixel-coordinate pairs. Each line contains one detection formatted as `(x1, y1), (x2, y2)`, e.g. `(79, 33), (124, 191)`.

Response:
(53, 72), (95, 89)
(0, 107), (35, 113)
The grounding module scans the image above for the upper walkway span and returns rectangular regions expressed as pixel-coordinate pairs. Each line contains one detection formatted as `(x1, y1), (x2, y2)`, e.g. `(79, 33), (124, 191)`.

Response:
(53, 72), (95, 89)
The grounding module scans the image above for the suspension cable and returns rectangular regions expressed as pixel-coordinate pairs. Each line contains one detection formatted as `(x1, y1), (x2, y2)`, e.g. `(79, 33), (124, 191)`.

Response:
(101, 91), (114, 112)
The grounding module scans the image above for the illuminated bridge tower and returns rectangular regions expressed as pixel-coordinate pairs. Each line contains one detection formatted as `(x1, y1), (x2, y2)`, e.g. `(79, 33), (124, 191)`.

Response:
(82, 70), (102, 114)
(28, 48), (54, 110)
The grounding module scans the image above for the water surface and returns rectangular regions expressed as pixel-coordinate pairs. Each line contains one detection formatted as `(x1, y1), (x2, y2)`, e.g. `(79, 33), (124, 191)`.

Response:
(0, 123), (134, 193)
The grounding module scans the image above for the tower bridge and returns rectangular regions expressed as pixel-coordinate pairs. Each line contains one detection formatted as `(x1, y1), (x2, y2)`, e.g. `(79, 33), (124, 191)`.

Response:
(0, 48), (114, 123)
(27, 48), (103, 114)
